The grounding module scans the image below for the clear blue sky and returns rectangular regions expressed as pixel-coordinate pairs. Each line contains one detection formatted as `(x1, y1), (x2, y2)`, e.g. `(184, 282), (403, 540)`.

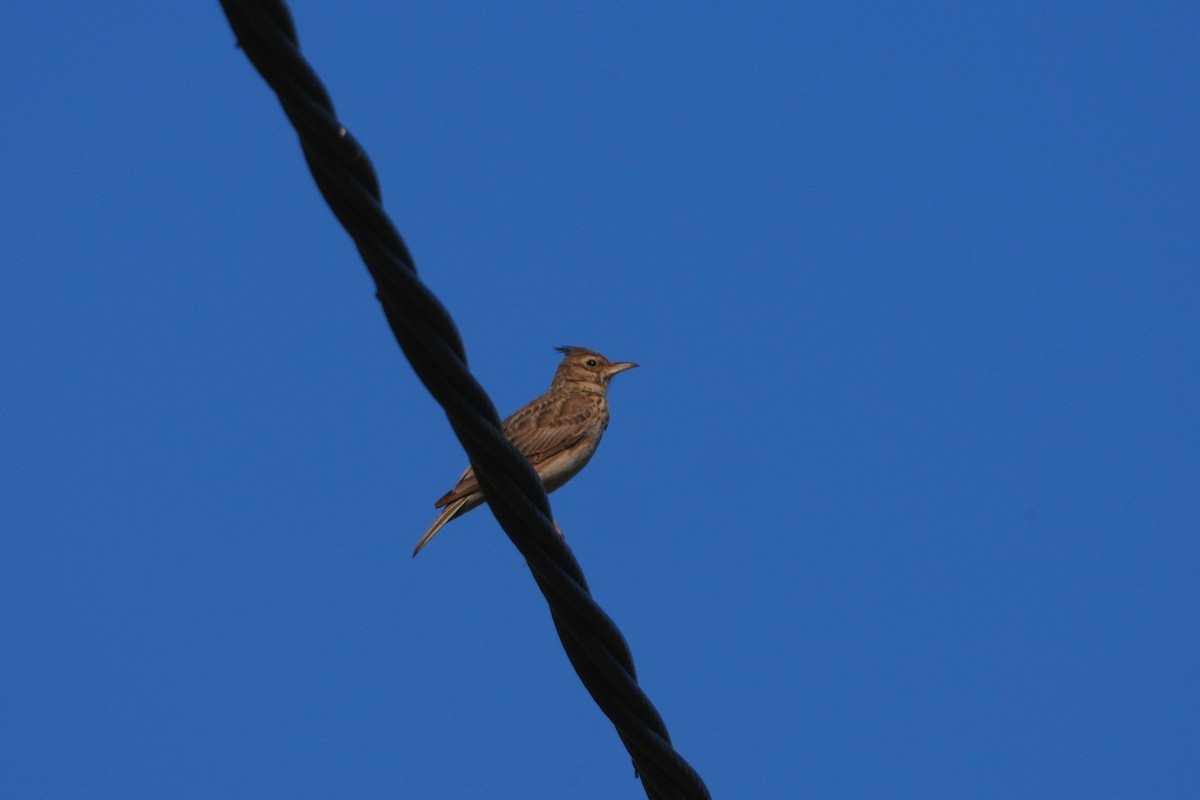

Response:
(2, 3), (1197, 798)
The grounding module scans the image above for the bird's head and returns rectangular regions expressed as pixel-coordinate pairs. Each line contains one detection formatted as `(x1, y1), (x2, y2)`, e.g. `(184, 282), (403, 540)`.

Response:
(552, 346), (639, 388)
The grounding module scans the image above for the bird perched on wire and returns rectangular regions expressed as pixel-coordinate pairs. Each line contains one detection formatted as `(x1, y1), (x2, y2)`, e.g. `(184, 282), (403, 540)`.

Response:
(412, 346), (638, 557)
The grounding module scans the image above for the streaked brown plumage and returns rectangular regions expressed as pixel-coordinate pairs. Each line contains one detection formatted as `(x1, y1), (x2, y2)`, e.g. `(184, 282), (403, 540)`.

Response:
(412, 346), (638, 557)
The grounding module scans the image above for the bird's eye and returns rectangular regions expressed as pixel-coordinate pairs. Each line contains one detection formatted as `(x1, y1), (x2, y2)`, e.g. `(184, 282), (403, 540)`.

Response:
(586, 359), (598, 367)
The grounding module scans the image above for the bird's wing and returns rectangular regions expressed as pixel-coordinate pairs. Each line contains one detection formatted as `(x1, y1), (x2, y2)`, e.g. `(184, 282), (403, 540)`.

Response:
(433, 392), (600, 507)
(433, 464), (477, 508)
(505, 391), (599, 466)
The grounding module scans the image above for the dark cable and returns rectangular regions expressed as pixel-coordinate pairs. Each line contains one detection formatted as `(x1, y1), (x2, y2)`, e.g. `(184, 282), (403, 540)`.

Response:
(217, 3), (711, 798)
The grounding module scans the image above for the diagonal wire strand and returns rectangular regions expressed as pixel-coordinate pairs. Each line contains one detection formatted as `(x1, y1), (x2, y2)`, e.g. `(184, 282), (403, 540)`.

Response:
(217, 2), (711, 798)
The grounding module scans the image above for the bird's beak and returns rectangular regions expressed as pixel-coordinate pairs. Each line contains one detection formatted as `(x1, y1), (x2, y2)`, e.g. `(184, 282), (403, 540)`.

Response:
(606, 361), (639, 377)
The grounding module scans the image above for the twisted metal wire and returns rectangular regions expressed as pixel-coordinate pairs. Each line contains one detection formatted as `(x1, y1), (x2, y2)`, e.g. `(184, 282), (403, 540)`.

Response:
(218, 3), (711, 798)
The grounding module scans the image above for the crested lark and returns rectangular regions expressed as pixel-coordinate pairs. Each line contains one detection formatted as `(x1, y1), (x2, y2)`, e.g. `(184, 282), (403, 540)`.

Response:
(412, 346), (638, 557)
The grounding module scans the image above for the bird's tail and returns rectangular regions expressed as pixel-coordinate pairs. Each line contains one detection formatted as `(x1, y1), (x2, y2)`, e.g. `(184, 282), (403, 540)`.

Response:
(412, 497), (471, 557)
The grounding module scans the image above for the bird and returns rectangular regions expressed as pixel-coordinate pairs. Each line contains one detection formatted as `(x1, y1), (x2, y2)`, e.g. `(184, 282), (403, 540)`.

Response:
(412, 346), (638, 557)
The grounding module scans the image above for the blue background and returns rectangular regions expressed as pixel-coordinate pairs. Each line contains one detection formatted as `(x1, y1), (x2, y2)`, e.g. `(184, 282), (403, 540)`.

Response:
(2, 3), (1197, 798)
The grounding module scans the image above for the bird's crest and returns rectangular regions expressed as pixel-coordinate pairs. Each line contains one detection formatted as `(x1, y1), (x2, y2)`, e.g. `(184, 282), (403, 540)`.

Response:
(555, 345), (601, 358)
